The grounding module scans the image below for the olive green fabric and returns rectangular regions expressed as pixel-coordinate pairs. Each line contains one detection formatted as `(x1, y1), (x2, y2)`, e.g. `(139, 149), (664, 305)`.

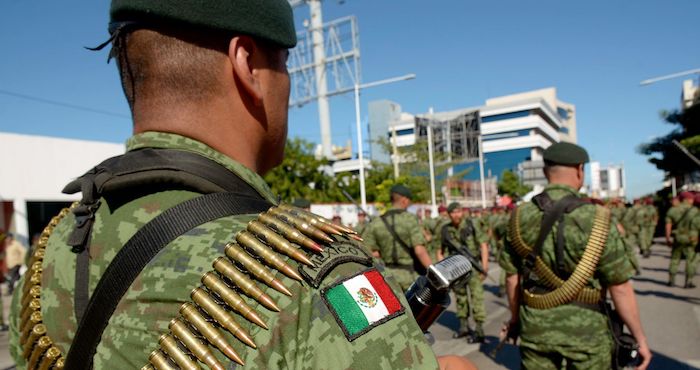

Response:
(110, 0), (297, 48)
(668, 203), (700, 284)
(520, 344), (612, 370)
(447, 202), (460, 213)
(542, 142), (590, 165)
(390, 184), (413, 200)
(440, 220), (487, 323)
(501, 184), (635, 359)
(362, 208), (427, 291)
(9, 132), (438, 370)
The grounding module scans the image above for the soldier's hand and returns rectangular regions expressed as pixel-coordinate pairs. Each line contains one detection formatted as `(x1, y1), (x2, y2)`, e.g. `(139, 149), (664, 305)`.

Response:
(665, 238), (672, 247)
(636, 339), (652, 370)
(479, 273), (486, 281)
(437, 355), (477, 370)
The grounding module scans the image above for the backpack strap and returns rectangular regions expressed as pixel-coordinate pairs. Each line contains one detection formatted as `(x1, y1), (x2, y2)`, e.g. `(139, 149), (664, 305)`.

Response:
(64, 192), (271, 369)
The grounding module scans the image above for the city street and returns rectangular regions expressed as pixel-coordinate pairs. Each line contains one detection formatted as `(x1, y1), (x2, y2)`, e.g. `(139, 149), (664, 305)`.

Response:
(431, 239), (700, 370)
(0, 240), (697, 369)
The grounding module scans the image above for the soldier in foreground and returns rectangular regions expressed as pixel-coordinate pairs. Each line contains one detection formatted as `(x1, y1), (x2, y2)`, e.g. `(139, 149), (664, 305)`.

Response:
(500, 142), (650, 369)
(665, 191), (698, 288)
(9, 2), (470, 368)
(440, 202), (489, 343)
(363, 185), (433, 292)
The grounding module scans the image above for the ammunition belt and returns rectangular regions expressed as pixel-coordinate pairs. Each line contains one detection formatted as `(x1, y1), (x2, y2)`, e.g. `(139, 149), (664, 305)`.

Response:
(142, 204), (361, 370)
(509, 205), (610, 309)
(19, 204), (75, 370)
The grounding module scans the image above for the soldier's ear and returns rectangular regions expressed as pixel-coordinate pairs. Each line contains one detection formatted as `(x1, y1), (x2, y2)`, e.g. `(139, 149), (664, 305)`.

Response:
(228, 36), (264, 106)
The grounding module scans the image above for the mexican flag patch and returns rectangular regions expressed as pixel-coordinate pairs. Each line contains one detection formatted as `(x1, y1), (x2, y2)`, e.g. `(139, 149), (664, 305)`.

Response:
(322, 268), (405, 341)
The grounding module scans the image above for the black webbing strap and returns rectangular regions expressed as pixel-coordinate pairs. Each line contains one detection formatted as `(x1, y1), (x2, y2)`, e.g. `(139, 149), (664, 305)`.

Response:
(525, 195), (581, 276)
(380, 209), (426, 275)
(64, 192), (271, 369)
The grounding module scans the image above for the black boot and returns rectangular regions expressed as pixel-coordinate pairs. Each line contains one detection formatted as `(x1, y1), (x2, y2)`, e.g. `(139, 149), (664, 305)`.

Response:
(467, 323), (485, 343)
(453, 318), (471, 339)
(667, 277), (675, 287)
(685, 280), (696, 289)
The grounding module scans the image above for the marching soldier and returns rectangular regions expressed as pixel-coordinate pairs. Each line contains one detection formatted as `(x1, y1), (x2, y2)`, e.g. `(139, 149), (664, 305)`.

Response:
(665, 191), (698, 288)
(8, 2), (456, 369)
(363, 184), (433, 292)
(638, 197), (658, 258)
(355, 211), (369, 236)
(500, 142), (650, 369)
(440, 202), (489, 343)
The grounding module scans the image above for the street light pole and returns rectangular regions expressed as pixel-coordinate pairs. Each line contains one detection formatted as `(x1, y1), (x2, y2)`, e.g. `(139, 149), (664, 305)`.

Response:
(352, 74), (416, 211)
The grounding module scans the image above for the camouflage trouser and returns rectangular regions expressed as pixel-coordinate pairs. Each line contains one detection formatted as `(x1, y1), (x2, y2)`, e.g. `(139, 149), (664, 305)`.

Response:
(645, 226), (655, 250)
(520, 344), (612, 370)
(385, 266), (418, 293)
(669, 244), (697, 283)
(454, 276), (486, 323)
(637, 230), (650, 254)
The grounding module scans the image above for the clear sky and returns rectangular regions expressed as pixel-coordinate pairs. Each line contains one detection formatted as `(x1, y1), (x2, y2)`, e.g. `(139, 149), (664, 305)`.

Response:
(1, 1), (698, 198)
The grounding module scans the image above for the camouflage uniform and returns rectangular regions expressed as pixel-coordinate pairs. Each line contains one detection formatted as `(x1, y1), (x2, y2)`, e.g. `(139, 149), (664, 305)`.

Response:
(362, 208), (427, 292)
(425, 216), (450, 262)
(666, 202), (698, 286)
(620, 204), (641, 274)
(440, 219), (487, 327)
(501, 184), (635, 369)
(9, 132), (439, 369)
(354, 220), (369, 236)
(637, 204), (657, 257)
(492, 211), (509, 294)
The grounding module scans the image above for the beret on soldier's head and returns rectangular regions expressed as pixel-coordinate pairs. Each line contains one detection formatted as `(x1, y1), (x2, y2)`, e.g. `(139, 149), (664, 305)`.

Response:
(390, 184), (412, 200)
(437, 205), (447, 213)
(447, 202), (461, 213)
(543, 142), (590, 166)
(109, 0), (297, 48)
(680, 191), (694, 201)
(292, 198), (311, 208)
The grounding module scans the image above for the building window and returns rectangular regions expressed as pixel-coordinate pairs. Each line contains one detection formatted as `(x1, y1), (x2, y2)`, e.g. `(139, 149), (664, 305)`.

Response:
(481, 110), (530, 123)
(559, 126), (570, 134)
(387, 128), (414, 138)
(557, 107), (569, 120)
(482, 129), (531, 141)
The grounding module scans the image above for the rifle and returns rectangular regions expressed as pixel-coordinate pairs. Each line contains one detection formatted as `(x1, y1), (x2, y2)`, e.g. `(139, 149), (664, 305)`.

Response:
(442, 236), (496, 284)
(339, 188), (372, 222)
(490, 321), (519, 358)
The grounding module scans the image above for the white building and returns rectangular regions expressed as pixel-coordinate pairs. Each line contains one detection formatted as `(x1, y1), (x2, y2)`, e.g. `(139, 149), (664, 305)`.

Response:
(0, 132), (124, 245)
(589, 162), (625, 199)
(367, 87), (576, 190)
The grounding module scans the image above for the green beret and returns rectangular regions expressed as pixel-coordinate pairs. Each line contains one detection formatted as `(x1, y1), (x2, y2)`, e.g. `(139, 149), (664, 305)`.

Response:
(292, 198), (311, 208)
(447, 202), (461, 213)
(110, 0), (297, 48)
(543, 142), (590, 166)
(390, 184), (412, 200)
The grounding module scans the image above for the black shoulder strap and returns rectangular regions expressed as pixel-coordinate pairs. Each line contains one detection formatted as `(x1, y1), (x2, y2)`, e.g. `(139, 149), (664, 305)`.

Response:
(379, 210), (425, 274)
(64, 192), (271, 369)
(525, 195), (589, 277)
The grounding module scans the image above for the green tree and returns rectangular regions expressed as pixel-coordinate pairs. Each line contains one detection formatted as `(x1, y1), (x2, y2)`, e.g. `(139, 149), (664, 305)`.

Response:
(264, 138), (358, 203)
(497, 170), (532, 199)
(638, 104), (700, 176)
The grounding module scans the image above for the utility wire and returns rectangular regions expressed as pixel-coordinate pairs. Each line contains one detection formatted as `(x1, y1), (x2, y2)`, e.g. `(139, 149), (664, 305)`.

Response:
(0, 88), (130, 119)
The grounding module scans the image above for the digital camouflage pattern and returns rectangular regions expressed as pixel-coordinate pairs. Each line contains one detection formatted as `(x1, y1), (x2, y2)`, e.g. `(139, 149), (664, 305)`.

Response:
(501, 184), (635, 367)
(667, 203), (698, 284)
(440, 220), (486, 323)
(362, 208), (427, 291)
(424, 216), (450, 262)
(636, 204), (658, 255)
(9, 132), (439, 370)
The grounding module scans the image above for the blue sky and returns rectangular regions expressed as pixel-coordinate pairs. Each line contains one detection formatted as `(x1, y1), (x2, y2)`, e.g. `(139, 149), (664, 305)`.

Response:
(1, 1), (698, 198)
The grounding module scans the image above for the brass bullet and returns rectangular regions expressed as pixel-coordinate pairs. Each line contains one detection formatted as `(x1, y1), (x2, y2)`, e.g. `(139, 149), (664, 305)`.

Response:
(54, 357), (65, 369)
(258, 213), (323, 253)
(37, 346), (61, 370)
(224, 243), (291, 296)
(28, 248), (46, 267)
(158, 334), (201, 370)
(20, 311), (43, 346)
(22, 323), (47, 359)
(169, 318), (225, 370)
(192, 287), (268, 332)
(181, 302), (251, 362)
(200, 274), (268, 328)
(347, 234), (364, 242)
(213, 257), (280, 312)
(247, 221), (314, 267)
(20, 298), (41, 331)
(141, 365), (155, 370)
(235, 232), (303, 282)
(267, 208), (334, 243)
(280, 204), (359, 235)
(28, 335), (52, 369)
(148, 349), (178, 370)
(281, 207), (343, 236)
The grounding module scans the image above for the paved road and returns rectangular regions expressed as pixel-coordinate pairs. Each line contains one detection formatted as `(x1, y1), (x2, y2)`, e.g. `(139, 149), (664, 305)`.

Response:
(431, 239), (700, 370)
(0, 239), (697, 369)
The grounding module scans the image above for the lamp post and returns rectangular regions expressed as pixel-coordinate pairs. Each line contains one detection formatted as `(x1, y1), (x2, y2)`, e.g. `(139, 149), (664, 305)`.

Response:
(353, 74), (416, 211)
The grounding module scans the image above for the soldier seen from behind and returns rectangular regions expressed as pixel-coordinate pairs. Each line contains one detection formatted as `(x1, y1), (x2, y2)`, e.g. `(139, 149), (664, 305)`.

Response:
(363, 184), (433, 292)
(500, 142), (651, 369)
(665, 191), (698, 288)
